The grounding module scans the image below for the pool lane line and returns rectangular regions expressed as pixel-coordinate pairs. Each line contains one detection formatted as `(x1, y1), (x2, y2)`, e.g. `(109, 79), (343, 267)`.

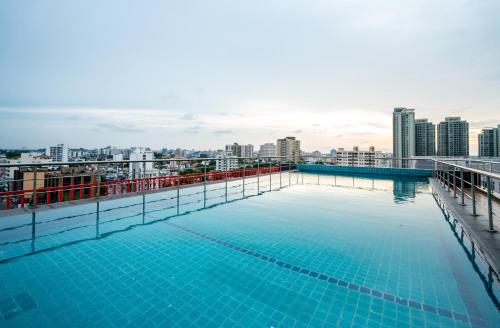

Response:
(167, 222), (470, 325)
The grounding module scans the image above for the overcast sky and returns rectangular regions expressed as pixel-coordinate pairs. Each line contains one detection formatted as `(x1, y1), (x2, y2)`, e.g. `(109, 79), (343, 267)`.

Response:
(1, 0), (499, 153)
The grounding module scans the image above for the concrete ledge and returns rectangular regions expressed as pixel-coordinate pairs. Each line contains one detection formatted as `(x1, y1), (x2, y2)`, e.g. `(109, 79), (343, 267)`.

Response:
(430, 178), (500, 277)
(298, 164), (433, 177)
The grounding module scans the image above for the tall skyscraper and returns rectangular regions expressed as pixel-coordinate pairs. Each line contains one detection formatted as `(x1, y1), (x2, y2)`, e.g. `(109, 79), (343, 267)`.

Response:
(225, 143), (240, 156)
(224, 143), (254, 157)
(276, 137), (300, 162)
(478, 127), (499, 157)
(240, 144), (254, 158)
(437, 117), (469, 157)
(414, 119), (435, 156)
(393, 107), (415, 167)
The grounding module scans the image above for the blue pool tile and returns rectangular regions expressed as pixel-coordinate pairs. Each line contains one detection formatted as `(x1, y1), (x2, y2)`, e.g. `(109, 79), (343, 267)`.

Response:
(437, 308), (452, 318)
(383, 293), (395, 302)
(395, 297), (408, 306)
(338, 280), (348, 287)
(327, 277), (338, 284)
(453, 312), (468, 323)
(422, 304), (437, 314)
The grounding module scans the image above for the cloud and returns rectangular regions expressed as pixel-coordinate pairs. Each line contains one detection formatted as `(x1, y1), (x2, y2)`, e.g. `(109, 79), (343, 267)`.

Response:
(95, 123), (142, 133)
(293, 129), (302, 133)
(313, 124), (320, 127)
(469, 120), (500, 129)
(367, 122), (389, 129)
(184, 126), (205, 134)
(213, 129), (234, 136)
(64, 115), (80, 121)
(181, 113), (197, 120)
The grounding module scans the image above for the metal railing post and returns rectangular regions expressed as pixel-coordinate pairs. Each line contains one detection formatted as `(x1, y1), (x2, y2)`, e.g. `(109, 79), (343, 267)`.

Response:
(142, 161), (146, 192)
(471, 172), (477, 216)
(296, 161), (299, 184)
(203, 164), (207, 208)
(288, 163), (291, 186)
(257, 160), (260, 194)
(269, 161), (272, 191)
(453, 167), (457, 198)
(225, 170), (228, 202)
(32, 166), (37, 209)
(176, 174), (180, 215)
(447, 167), (451, 192)
(279, 159), (282, 189)
(460, 169), (465, 205)
(243, 166), (245, 197)
(96, 173), (101, 198)
(486, 176), (496, 232)
(96, 201), (100, 237)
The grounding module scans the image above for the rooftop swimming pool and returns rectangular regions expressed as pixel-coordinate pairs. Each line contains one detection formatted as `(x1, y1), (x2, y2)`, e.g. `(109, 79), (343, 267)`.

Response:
(0, 172), (499, 327)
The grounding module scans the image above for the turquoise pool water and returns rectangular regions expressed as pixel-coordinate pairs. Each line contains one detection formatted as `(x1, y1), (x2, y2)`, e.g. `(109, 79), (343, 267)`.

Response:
(0, 172), (499, 327)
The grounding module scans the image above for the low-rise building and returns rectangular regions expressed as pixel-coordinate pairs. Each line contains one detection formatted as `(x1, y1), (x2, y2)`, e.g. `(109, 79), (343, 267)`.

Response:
(46, 144), (69, 162)
(129, 147), (158, 179)
(215, 156), (239, 171)
(336, 146), (387, 167)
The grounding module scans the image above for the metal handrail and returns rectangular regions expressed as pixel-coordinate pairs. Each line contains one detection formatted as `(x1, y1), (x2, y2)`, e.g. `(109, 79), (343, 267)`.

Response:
(0, 164), (292, 210)
(433, 159), (498, 236)
(433, 160), (500, 180)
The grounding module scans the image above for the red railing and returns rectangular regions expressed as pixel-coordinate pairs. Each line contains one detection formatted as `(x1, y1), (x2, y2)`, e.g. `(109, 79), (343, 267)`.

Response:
(0, 166), (283, 210)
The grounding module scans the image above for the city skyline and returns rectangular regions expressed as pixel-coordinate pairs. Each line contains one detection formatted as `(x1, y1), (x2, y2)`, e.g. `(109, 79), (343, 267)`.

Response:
(1, 1), (500, 153)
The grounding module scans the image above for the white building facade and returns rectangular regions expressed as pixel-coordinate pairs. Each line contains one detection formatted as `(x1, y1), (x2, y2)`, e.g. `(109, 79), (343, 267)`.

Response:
(128, 147), (158, 179)
(215, 156), (239, 171)
(336, 146), (388, 167)
(393, 108), (415, 167)
(259, 143), (276, 158)
(46, 144), (69, 162)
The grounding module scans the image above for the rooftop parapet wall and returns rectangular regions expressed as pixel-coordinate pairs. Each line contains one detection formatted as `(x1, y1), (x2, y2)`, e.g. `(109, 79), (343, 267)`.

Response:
(298, 164), (433, 177)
